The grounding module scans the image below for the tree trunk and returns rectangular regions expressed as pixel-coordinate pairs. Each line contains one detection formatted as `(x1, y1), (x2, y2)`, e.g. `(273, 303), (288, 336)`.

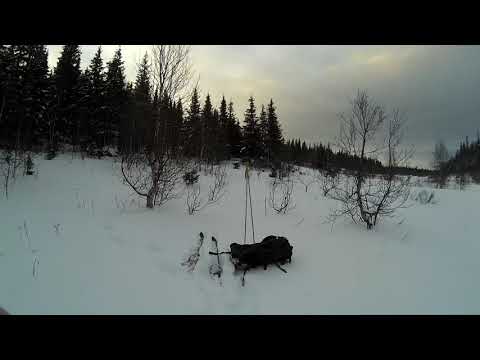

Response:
(0, 94), (5, 125)
(146, 181), (158, 209)
(146, 191), (155, 209)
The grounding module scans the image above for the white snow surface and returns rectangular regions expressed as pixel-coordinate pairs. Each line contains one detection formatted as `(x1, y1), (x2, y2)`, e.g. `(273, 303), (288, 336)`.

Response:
(1, 154), (480, 314)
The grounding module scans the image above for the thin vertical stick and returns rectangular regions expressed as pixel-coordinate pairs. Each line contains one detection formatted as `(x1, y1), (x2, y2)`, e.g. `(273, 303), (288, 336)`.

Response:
(244, 178), (248, 244)
(264, 195), (267, 216)
(248, 178), (255, 243)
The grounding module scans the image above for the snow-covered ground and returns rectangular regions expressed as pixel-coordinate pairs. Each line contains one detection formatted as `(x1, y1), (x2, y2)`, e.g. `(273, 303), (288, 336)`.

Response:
(1, 154), (480, 314)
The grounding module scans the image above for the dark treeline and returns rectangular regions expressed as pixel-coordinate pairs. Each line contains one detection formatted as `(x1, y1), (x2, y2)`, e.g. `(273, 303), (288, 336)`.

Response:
(0, 45), (129, 156)
(442, 133), (480, 183)
(0, 45), (284, 164)
(281, 138), (432, 176)
(281, 138), (382, 172)
(0, 44), (430, 176)
(447, 134), (480, 173)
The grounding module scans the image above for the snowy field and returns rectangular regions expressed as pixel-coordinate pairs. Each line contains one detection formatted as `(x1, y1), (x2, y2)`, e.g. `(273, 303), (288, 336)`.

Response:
(1, 154), (480, 315)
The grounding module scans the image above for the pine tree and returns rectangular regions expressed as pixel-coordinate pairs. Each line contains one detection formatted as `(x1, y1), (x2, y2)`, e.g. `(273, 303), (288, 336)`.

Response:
(173, 99), (184, 154)
(184, 87), (201, 157)
(43, 70), (59, 154)
(105, 47), (126, 150)
(119, 81), (135, 153)
(0, 46), (28, 150)
(0, 45), (7, 124)
(226, 100), (242, 158)
(258, 104), (268, 158)
(53, 45), (82, 146)
(201, 94), (214, 163)
(150, 89), (160, 148)
(22, 45), (50, 149)
(212, 108), (222, 161)
(134, 54), (151, 104)
(266, 99), (283, 161)
(0, 45), (50, 150)
(76, 69), (91, 151)
(217, 96), (229, 160)
(242, 96), (260, 159)
(0, 46), (10, 141)
(158, 90), (174, 152)
(127, 53), (152, 152)
(86, 46), (107, 149)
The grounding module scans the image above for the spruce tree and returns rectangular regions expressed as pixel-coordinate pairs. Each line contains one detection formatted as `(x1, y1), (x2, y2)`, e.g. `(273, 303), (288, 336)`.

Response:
(173, 99), (184, 154)
(217, 96), (228, 160)
(0, 46), (10, 141)
(184, 87), (201, 157)
(76, 69), (91, 151)
(242, 96), (260, 159)
(119, 81), (136, 153)
(258, 104), (268, 158)
(201, 94), (214, 163)
(226, 100), (242, 158)
(212, 108), (222, 161)
(266, 99), (283, 161)
(0, 45), (50, 150)
(53, 45), (82, 146)
(1, 46), (28, 150)
(128, 53), (152, 151)
(86, 46), (107, 149)
(105, 47), (126, 150)
(22, 45), (50, 149)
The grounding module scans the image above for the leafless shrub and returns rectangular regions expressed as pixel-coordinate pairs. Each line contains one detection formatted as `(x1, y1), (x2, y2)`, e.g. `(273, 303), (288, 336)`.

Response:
(208, 164), (228, 202)
(0, 149), (24, 198)
(121, 150), (187, 208)
(181, 232), (204, 272)
(413, 189), (436, 205)
(186, 184), (202, 215)
(269, 177), (295, 214)
(318, 168), (341, 196)
(325, 90), (413, 229)
(295, 167), (317, 192)
(185, 164), (228, 215)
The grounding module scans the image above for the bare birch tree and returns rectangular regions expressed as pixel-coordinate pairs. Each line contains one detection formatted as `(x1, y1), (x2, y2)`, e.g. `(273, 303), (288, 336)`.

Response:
(121, 45), (194, 209)
(325, 90), (412, 229)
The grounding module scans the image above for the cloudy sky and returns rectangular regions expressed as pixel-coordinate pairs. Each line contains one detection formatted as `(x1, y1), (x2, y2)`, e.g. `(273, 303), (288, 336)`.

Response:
(47, 45), (480, 168)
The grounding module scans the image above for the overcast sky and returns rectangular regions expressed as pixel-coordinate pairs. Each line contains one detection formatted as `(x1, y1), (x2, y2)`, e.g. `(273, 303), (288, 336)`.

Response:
(47, 45), (480, 168)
